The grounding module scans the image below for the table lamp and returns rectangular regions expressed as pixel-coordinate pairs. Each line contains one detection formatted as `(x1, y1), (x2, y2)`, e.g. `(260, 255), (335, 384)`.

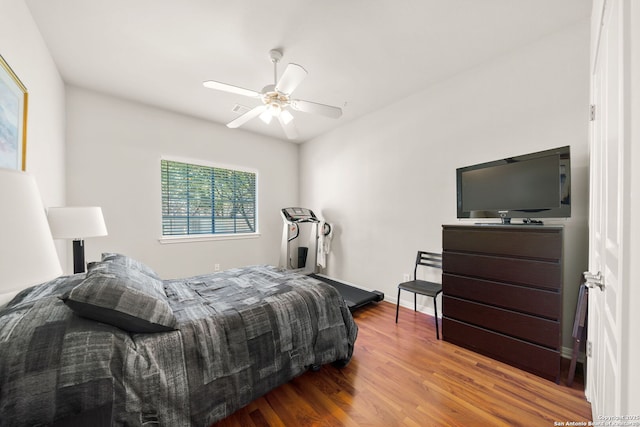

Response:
(0, 169), (63, 306)
(47, 206), (108, 274)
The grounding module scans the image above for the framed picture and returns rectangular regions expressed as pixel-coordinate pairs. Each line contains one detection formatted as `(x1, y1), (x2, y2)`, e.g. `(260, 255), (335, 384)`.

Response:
(0, 55), (28, 171)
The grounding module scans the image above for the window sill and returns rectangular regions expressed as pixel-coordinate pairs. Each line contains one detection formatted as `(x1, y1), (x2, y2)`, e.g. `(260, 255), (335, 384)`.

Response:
(158, 233), (261, 244)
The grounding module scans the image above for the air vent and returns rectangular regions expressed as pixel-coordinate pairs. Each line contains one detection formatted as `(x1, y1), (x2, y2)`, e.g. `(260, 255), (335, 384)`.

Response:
(231, 104), (251, 115)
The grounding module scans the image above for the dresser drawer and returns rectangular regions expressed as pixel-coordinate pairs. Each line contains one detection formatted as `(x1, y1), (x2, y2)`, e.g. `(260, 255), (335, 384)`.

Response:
(443, 273), (561, 319)
(443, 252), (561, 290)
(442, 318), (560, 382)
(443, 296), (560, 348)
(443, 226), (562, 260)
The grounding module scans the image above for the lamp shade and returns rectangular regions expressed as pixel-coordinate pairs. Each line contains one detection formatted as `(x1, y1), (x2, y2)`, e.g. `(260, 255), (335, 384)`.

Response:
(47, 207), (108, 239)
(0, 169), (62, 302)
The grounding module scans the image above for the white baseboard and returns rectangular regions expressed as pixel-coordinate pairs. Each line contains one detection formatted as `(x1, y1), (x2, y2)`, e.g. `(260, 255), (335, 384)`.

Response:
(390, 295), (439, 318)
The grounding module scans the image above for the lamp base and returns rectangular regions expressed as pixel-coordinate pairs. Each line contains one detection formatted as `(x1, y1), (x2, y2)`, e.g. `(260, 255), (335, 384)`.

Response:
(72, 239), (86, 274)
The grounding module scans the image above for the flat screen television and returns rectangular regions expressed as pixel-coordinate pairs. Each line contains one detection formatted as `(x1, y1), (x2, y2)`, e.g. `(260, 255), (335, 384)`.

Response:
(456, 145), (571, 223)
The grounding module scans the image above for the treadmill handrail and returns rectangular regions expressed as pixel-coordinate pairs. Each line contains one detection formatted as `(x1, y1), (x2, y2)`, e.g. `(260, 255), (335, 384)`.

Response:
(291, 217), (320, 223)
(287, 223), (299, 242)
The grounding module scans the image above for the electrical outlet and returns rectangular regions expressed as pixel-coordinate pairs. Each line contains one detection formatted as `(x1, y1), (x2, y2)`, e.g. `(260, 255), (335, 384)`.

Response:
(403, 273), (411, 282)
(214, 263), (220, 272)
(587, 340), (592, 358)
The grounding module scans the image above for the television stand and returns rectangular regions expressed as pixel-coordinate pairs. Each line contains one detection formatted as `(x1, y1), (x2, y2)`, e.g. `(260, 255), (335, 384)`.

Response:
(442, 224), (563, 382)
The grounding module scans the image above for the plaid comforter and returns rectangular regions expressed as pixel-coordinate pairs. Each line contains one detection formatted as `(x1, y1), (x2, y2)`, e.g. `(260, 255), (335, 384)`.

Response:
(0, 265), (357, 426)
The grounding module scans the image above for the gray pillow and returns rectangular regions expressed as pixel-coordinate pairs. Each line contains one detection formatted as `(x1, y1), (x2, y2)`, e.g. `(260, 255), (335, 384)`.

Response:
(100, 253), (161, 280)
(62, 261), (176, 333)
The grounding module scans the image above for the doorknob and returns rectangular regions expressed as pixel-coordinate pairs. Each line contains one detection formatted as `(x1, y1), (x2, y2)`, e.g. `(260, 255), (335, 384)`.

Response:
(584, 271), (605, 291)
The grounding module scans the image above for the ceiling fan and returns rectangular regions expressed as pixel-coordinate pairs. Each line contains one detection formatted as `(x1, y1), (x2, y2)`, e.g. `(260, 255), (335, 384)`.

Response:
(203, 49), (342, 140)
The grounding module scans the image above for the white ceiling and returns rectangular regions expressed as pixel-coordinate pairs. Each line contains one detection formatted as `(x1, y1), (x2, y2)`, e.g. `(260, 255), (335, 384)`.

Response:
(25, 0), (591, 143)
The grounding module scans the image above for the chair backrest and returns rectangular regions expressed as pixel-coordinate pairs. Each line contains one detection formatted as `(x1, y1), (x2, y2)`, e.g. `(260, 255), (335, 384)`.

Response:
(414, 251), (442, 279)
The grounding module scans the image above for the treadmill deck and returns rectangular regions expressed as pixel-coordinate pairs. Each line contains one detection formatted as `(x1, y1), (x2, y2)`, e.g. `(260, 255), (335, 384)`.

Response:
(308, 274), (384, 312)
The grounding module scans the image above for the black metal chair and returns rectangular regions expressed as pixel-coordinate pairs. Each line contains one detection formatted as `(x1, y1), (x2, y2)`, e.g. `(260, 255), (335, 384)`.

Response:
(395, 251), (443, 339)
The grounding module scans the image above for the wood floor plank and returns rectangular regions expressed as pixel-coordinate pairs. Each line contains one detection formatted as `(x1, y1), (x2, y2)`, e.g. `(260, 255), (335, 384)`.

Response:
(213, 302), (591, 426)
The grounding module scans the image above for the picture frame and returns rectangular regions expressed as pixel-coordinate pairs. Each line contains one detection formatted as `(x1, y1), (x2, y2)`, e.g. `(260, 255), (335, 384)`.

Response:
(0, 55), (28, 171)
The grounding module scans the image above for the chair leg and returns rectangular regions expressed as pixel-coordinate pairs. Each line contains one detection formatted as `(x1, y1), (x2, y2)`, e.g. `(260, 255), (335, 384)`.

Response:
(395, 289), (401, 323)
(434, 295), (440, 340)
(414, 293), (417, 312)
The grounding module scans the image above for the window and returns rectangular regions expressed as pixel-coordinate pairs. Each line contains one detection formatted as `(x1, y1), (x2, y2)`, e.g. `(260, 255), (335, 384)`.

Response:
(161, 159), (257, 237)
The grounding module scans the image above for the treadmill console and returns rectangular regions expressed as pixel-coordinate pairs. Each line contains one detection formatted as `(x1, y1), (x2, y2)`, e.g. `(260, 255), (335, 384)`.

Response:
(281, 207), (320, 223)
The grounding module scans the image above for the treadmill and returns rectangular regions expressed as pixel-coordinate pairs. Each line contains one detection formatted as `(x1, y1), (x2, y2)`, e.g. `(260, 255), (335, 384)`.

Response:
(279, 207), (384, 311)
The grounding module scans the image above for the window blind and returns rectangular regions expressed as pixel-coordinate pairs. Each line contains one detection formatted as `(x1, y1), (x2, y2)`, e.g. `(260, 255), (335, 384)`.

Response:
(161, 160), (256, 236)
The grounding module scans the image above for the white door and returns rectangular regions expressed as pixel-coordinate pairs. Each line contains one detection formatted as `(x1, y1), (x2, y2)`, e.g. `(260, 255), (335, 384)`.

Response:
(586, 0), (631, 418)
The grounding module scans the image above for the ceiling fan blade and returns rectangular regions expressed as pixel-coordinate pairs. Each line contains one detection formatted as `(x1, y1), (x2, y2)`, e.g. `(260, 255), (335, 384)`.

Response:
(278, 114), (298, 140)
(275, 63), (307, 95)
(203, 80), (261, 98)
(290, 99), (343, 119)
(227, 105), (267, 128)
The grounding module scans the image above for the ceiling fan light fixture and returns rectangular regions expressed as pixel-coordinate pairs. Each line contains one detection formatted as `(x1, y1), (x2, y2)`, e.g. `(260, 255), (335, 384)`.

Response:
(260, 102), (284, 124)
(270, 103), (282, 116)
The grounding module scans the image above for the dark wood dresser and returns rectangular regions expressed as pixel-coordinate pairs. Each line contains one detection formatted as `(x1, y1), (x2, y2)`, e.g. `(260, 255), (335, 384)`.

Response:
(442, 224), (563, 382)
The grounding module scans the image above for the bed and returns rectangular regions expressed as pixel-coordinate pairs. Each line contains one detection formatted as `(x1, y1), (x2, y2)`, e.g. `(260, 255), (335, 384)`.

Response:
(0, 254), (358, 426)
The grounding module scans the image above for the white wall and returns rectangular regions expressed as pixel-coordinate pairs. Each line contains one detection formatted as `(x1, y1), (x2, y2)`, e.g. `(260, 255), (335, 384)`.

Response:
(65, 86), (299, 278)
(300, 21), (590, 351)
(0, 0), (67, 265)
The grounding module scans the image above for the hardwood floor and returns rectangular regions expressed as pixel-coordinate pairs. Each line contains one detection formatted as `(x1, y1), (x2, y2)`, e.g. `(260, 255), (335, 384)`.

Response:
(214, 301), (592, 426)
